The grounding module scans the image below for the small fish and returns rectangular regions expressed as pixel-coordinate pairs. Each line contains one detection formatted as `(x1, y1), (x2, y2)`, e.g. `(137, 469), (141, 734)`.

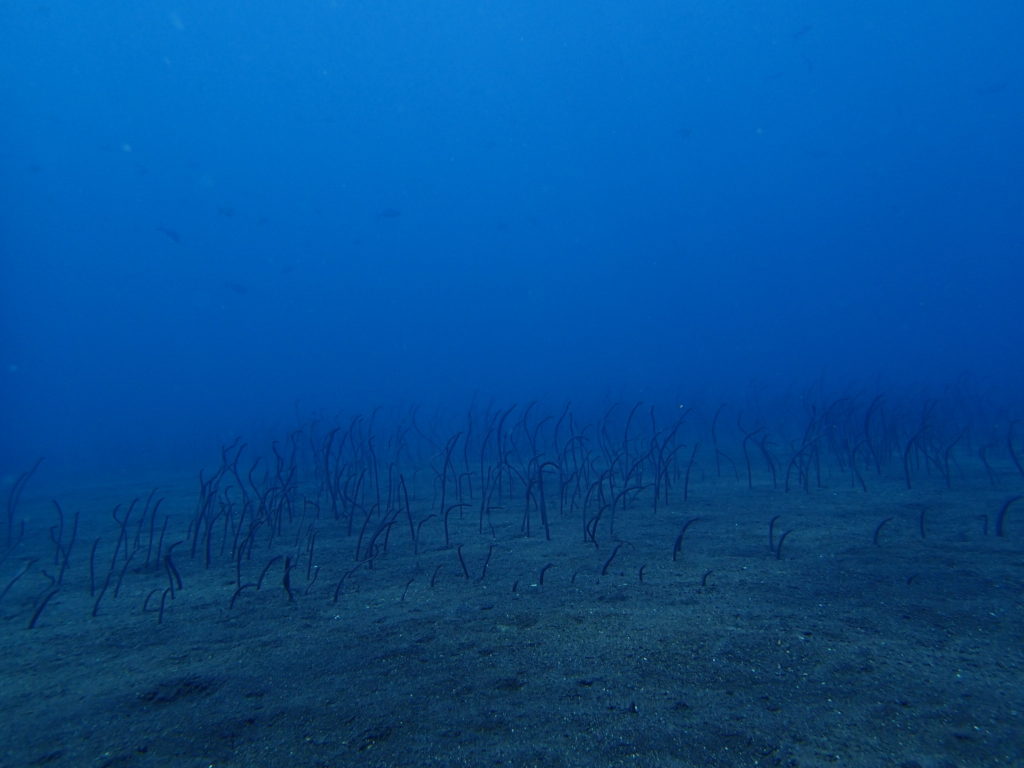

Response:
(157, 227), (181, 244)
(975, 80), (1008, 96)
(793, 24), (813, 40)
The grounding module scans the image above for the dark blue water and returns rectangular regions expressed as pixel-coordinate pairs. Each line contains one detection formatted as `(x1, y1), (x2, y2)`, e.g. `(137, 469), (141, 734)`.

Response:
(3, 1), (1023, 479)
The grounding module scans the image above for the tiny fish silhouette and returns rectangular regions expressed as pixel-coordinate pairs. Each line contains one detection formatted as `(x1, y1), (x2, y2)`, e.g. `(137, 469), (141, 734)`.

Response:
(157, 227), (181, 244)
(975, 80), (1008, 95)
(793, 24), (813, 40)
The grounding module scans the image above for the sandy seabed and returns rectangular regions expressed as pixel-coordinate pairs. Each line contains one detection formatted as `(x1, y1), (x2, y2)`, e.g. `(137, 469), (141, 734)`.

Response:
(1, 469), (1021, 768)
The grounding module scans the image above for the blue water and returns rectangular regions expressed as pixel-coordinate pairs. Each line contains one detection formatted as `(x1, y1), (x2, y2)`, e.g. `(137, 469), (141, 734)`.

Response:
(3, 1), (1023, 478)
